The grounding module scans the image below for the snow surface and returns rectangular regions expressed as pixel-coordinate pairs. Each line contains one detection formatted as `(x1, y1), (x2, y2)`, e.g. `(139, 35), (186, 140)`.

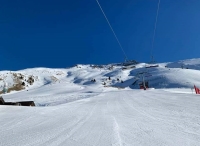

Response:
(1, 59), (200, 146)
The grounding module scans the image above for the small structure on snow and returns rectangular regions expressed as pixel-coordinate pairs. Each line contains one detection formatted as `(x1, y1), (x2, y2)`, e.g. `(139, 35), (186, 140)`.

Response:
(145, 65), (159, 68)
(0, 97), (35, 106)
(139, 81), (149, 90)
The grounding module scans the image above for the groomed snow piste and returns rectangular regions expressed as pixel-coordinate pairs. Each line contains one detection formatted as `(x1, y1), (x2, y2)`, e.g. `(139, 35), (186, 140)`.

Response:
(0, 59), (200, 146)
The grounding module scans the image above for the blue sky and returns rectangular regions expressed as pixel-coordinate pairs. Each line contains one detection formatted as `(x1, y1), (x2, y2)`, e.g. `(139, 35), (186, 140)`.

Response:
(1, 0), (200, 70)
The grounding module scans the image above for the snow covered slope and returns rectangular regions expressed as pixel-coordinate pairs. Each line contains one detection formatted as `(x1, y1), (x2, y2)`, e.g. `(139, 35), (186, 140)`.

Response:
(166, 58), (200, 70)
(1, 87), (200, 146)
(1, 58), (200, 146)
(1, 58), (200, 95)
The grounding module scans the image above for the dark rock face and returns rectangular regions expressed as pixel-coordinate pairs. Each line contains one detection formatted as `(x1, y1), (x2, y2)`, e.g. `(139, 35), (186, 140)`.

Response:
(27, 76), (34, 85)
(91, 79), (96, 82)
(21, 82), (25, 86)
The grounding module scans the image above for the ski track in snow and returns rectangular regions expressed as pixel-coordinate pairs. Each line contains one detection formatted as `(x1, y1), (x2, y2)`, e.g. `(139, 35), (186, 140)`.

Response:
(112, 117), (122, 146)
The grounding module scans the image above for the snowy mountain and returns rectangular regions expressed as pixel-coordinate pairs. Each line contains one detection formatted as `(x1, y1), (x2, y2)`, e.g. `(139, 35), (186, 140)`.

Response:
(1, 58), (200, 94)
(1, 58), (200, 146)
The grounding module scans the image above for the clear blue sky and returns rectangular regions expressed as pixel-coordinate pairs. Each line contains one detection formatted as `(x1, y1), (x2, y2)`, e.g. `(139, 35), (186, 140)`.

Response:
(1, 0), (200, 70)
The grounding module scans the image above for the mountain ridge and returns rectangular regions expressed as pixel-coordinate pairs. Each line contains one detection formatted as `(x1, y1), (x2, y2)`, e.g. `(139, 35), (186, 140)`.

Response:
(0, 58), (200, 95)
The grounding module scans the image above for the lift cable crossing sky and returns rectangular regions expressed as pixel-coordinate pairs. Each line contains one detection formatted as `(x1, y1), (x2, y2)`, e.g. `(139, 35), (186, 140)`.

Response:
(96, 0), (128, 61)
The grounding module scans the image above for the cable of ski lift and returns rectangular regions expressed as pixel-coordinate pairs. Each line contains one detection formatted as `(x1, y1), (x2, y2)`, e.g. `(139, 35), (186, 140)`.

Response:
(151, 0), (161, 63)
(96, 0), (128, 61)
